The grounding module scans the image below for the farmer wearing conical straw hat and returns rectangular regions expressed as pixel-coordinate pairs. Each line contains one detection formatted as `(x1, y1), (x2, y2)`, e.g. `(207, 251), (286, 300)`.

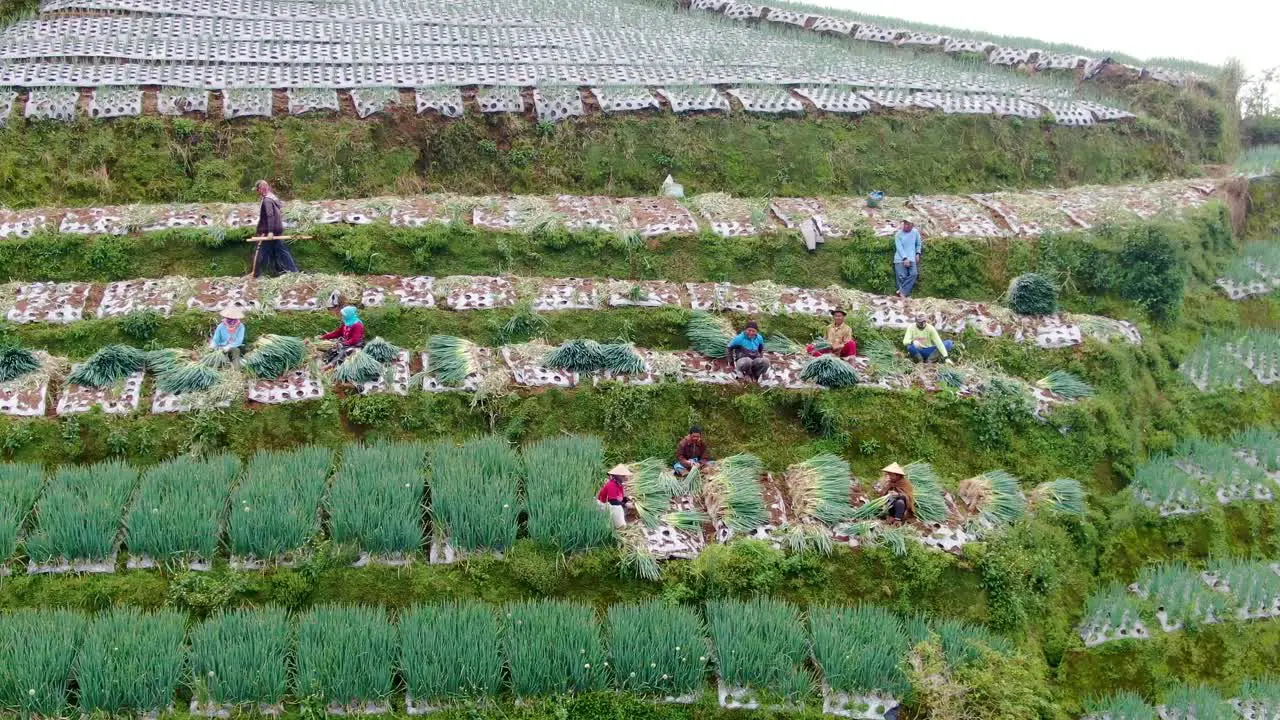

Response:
(209, 306), (246, 365)
(597, 464), (632, 528)
(878, 462), (912, 523)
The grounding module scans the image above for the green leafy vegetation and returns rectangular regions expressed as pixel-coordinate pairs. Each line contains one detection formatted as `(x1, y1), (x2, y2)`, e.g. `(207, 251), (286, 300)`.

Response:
(227, 446), (331, 561)
(1007, 272), (1058, 316)
(399, 601), (503, 703)
(242, 335), (307, 379)
(296, 604), (396, 707)
(0, 462), (42, 565)
(75, 607), (186, 713)
(327, 441), (425, 556)
(810, 604), (911, 697)
(190, 607), (291, 707)
(522, 435), (613, 552)
(503, 599), (608, 697)
(607, 600), (708, 698)
(427, 437), (522, 552)
(706, 597), (812, 701)
(125, 454), (240, 563)
(25, 460), (135, 564)
(0, 609), (86, 717)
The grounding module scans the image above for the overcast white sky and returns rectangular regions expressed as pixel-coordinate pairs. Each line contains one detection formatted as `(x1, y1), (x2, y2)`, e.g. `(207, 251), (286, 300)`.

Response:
(803, 0), (1279, 79)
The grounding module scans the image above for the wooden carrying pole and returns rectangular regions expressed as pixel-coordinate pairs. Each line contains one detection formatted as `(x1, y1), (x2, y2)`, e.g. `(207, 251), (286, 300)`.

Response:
(246, 235), (311, 277)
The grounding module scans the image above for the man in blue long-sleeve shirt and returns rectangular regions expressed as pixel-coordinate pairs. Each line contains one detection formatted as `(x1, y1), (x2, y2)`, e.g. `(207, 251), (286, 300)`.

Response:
(893, 219), (922, 297)
(727, 321), (770, 382)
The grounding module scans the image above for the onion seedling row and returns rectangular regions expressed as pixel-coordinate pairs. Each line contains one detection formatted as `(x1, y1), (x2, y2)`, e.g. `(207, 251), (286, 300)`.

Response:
(523, 435), (612, 552)
(296, 604), (397, 707)
(190, 607), (291, 707)
(399, 601), (503, 703)
(227, 446), (332, 561)
(75, 607), (186, 714)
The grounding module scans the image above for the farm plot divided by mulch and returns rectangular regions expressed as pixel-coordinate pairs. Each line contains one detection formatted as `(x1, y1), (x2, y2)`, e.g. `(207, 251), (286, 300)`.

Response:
(523, 435), (613, 553)
(329, 441), (426, 564)
(5, 282), (91, 324)
(707, 597), (813, 708)
(0, 609), (87, 716)
(76, 608), (186, 715)
(427, 437), (522, 559)
(400, 601), (503, 711)
(189, 608), (291, 713)
(297, 605), (397, 714)
(24, 460), (135, 573)
(0, 463), (43, 573)
(503, 600), (608, 699)
(124, 454), (240, 570)
(227, 446), (332, 568)
(608, 601), (709, 702)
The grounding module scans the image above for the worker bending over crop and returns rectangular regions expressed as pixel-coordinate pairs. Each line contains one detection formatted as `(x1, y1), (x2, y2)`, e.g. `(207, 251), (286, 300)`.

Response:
(673, 426), (713, 476)
(727, 321), (770, 382)
(903, 315), (953, 364)
(807, 309), (858, 358)
(894, 219), (922, 297)
(254, 180), (298, 277)
(318, 306), (365, 366)
(209, 306), (246, 364)
(877, 462), (912, 523)
(596, 464), (632, 528)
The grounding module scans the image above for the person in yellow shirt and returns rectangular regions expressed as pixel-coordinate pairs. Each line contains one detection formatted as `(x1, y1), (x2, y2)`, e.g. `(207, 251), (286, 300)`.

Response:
(806, 309), (858, 358)
(902, 316), (953, 364)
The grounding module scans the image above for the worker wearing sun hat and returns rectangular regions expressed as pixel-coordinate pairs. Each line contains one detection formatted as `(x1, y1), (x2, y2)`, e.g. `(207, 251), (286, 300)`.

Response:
(806, 308), (858, 358)
(878, 462), (912, 523)
(597, 464), (632, 528)
(209, 305), (246, 364)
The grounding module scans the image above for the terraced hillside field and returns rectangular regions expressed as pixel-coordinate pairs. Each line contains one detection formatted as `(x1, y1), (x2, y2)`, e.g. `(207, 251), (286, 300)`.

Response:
(0, 0), (1275, 718)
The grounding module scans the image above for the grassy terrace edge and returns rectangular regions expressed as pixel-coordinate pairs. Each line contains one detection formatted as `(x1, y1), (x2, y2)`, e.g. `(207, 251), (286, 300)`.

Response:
(0, 110), (1208, 207)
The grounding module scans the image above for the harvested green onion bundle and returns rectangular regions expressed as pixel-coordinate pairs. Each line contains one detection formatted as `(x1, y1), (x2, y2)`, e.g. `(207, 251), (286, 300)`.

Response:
(542, 339), (606, 372)
(904, 462), (949, 525)
(428, 335), (480, 387)
(700, 454), (768, 533)
(765, 333), (801, 355)
(199, 349), (230, 369)
(362, 337), (402, 364)
(800, 354), (859, 388)
(67, 344), (147, 387)
(1037, 370), (1095, 399)
(144, 348), (185, 374)
(334, 350), (385, 385)
(242, 335), (306, 379)
(0, 345), (40, 383)
(686, 312), (732, 359)
(600, 342), (647, 374)
(957, 469), (1026, 526)
(783, 453), (853, 523)
(156, 363), (221, 395)
(1028, 478), (1086, 516)
(622, 457), (684, 528)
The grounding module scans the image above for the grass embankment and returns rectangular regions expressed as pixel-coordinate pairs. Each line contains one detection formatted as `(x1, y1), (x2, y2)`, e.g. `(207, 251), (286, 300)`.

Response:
(0, 112), (1198, 207)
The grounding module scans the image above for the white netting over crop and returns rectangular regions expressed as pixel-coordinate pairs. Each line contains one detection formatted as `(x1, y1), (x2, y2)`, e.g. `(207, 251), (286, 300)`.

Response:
(590, 86), (658, 113)
(414, 85), (464, 116)
(350, 87), (400, 117)
(533, 86), (583, 122)
(223, 87), (272, 117)
(287, 87), (339, 114)
(727, 86), (803, 114)
(87, 85), (142, 118)
(0, 0), (1132, 120)
(24, 86), (77, 121)
(656, 86), (729, 113)
(157, 87), (208, 115)
(793, 86), (869, 113)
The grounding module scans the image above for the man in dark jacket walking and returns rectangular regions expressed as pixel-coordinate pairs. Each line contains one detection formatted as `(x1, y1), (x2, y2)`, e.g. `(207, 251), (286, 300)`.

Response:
(254, 180), (298, 277)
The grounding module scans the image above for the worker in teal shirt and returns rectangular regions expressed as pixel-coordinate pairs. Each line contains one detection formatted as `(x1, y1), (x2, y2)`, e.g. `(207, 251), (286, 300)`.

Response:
(894, 219), (922, 297)
(727, 321), (770, 382)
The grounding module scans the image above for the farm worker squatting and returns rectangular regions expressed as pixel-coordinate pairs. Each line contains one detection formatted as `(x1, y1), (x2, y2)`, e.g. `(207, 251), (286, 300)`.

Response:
(878, 462), (912, 523)
(727, 321), (770, 382)
(596, 464), (632, 528)
(254, 180), (299, 277)
(903, 316), (953, 364)
(673, 425), (713, 476)
(893, 219), (922, 298)
(209, 306), (246, 363)
(319, 306), (366, 366)
(807, 308), (858, 358)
